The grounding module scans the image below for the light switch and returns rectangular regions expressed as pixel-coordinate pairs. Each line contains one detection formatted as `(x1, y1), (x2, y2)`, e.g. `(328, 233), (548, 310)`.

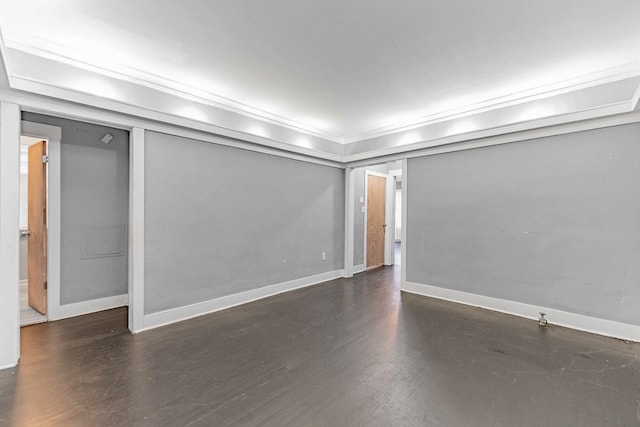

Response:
(359, 197), (364, 203)
(361, 206), (365, 213)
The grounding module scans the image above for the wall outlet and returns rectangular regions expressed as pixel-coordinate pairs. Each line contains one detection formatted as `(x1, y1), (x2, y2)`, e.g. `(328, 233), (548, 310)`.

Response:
(321, 252), (326, 261)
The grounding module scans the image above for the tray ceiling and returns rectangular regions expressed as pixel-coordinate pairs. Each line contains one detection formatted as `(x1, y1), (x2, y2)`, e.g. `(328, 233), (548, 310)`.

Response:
(1, 0), (640, 160)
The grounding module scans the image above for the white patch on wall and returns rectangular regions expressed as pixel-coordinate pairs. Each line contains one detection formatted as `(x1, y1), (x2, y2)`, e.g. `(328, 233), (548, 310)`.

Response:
(82, 225), (126, 258)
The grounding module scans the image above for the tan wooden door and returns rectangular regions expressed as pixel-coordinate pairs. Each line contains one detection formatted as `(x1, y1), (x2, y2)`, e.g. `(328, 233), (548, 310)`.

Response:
(366, 174), (386, 269)
(28, 140), (47, 314)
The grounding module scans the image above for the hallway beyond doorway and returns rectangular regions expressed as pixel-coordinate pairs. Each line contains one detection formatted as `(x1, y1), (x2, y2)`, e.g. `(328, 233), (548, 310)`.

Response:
(19, 283), (46, 326)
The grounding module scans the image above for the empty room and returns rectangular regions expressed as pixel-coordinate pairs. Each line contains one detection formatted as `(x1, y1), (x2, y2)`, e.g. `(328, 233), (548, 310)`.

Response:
(1, 1), (639, 426)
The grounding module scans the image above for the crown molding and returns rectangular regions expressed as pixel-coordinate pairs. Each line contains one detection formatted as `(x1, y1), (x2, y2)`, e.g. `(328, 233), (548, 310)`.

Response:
(344, 110), (640, 167)
(0, 29), (10, 88)
(2, 28), (640, 166)
(342, 62), (640, 144)
(2, 31), (343, 142)
(3, 47), (345, 158)
(343, 76), (640, 161)
(4, 84), (640, 172)
(6, 28), (640, 147)
(0, 86), (345, 167)
(633, 80), (640, 110)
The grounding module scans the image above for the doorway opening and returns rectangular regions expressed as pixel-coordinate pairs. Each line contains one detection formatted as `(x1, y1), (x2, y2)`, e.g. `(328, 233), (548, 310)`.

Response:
(366, 171), (387, 270)
(19, 136), (49, 326)
(18, 115), (130, 331)
(1, 112), (136, 367)
(349, 160), (403, 274)
(390, 168), (402, 266)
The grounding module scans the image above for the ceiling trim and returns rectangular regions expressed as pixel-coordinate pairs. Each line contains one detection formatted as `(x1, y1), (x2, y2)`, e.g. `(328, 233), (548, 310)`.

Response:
(4, 71), (640, 167)
(0, 30), (10, 88)
(2, 41), (344, 155)
(6, 29), (640, 146)
(3, 33), (342, 142)
(342, 62), (640, 144)
(2, 29), (640, 168)
(633, 80), (640, 107)
(0, 88), (345, 169)
(345, 111), (640, 168)
(344, 76), (640, 160)
(344, 99), (637, 163)
(6, 72), (344, 158)
(4, 86), (640, 173)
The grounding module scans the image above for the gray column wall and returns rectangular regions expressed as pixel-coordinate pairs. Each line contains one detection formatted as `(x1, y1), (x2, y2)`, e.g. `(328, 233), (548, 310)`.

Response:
(353, 168), (365, 266)
(144, 131), (345, 315)
(406, 123), (640, 325)
(23, 113), (130, 304)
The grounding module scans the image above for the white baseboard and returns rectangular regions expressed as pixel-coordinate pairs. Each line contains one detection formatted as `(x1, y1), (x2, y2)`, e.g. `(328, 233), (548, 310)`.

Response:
(402, 281), (640, 343)
(49, 294), (128, 321)
(353, 264), (365, 274)
(0, 361), (18, 370)
(142, 269), (345, 332)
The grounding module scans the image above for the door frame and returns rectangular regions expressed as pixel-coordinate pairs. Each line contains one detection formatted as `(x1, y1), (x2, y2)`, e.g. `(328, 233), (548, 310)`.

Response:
(363, 170), (394, 269)
(1, 100), (145, 368)
(21, 121), (61, 320)
(385, 174), (396, 265)
(0, 103), (21, 369)
(21, 120), (136, 323)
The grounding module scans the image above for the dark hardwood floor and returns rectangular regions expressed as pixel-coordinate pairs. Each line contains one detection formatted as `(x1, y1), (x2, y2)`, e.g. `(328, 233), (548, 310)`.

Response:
(1, 265), (639, 426)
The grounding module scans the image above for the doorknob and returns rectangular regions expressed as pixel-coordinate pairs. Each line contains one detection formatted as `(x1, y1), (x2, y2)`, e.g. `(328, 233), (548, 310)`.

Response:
(20, 229), (31, 238)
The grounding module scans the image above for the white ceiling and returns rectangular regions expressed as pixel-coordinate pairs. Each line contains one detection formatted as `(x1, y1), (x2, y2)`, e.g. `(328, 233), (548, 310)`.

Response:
(1, 0), (640, 149)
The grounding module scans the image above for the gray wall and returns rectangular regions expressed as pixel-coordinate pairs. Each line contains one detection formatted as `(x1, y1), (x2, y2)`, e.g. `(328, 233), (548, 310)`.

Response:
(406, 123), (640, 325)
(23, 113), (129, 305)
(144, 131), (345, 314)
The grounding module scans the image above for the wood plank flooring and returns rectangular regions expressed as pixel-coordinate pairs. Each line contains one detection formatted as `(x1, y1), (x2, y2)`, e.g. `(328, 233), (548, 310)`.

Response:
(1, 265), (639, 426)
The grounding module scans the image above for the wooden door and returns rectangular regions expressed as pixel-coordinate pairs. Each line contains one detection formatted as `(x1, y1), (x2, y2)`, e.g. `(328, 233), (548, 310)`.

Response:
(366, 175), (386, 269)
(28, 140), (47, 314)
